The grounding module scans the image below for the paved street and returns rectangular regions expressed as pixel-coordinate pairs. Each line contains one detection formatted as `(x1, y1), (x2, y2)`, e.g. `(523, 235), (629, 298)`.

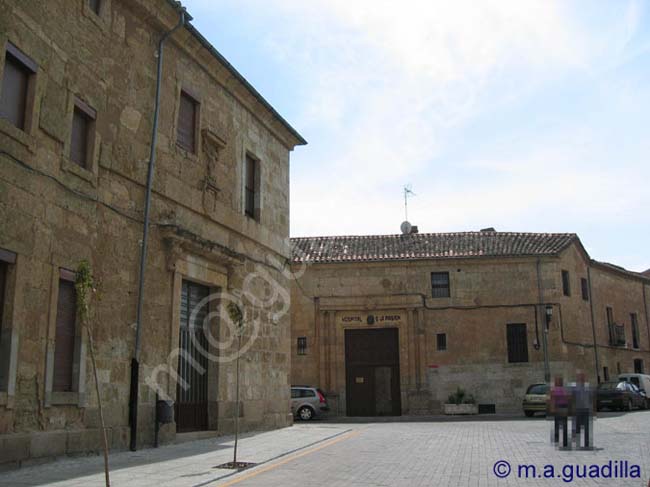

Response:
(2, 412), (649, 487)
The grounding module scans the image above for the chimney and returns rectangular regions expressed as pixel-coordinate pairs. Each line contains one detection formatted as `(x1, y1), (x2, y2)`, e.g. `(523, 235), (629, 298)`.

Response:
(480, 227), (496, 232)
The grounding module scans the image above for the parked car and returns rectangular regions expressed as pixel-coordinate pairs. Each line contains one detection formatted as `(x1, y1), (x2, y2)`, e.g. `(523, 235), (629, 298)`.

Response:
(618, 373), (650, 409)
(522, 383), (549, 417)
(597, 381), (646, 411)
(290, 385), (329, 420)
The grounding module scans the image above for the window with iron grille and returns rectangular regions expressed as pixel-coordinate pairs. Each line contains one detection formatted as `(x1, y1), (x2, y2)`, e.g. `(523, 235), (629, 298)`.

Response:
(0, 43), (37, 130)
(297, 337), (307, 355)
(0, 262), (8, 391)
(581, 278), (589, 301)
(244, 154), (259, 220)
(0, 249), (16, 392)
(70, 99), (96, 168)
(561, 270), (571, 296)
(88, 0), (101, 15)
(177, 91), (198, 153)
(436, 333), (447, 351)
(631, 313), (640, 349)
(53, 277), (77, 392)
(634, 359), (644, 374)
(430, 272), (450, 298)
(506, 323), (528, 363)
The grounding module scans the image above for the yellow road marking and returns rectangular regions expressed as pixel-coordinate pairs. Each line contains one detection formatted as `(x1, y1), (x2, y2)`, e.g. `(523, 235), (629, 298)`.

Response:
(216, 430), (361, 486)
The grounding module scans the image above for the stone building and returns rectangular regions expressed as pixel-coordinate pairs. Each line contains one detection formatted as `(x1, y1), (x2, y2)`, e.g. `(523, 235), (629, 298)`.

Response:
(290, 230), (650, 416)
(0, 0), (304, 467)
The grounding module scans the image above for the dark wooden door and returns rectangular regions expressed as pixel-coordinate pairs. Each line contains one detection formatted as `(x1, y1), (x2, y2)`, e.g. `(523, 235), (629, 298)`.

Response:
(345, 328), (401, 416)
(176, 280), (210, 432)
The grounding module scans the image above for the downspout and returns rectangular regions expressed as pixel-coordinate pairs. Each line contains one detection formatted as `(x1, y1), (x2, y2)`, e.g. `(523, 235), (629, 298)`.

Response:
(587, 266), (600, 383)
(536, 258), (550, 383)
(641, 281), (650, 345)
(129, 9), (187, 452)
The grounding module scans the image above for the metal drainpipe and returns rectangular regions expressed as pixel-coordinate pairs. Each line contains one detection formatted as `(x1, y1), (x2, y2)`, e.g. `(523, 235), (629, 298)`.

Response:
(587, 266), (600, 384)
(129, 9), (186, 452)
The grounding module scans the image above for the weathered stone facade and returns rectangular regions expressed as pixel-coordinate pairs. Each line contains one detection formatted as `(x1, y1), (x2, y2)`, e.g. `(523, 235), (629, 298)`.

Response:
(0, 0), (304, 468)
(290, 233), (650, 416)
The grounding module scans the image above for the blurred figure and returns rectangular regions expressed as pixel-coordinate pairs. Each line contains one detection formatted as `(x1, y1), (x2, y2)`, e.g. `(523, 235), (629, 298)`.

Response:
(549, 375), (570, 448)
(572, 371), (595, 450)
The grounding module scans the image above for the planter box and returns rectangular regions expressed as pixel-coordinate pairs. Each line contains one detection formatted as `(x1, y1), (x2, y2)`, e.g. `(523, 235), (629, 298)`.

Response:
(443, 403), (478, 415)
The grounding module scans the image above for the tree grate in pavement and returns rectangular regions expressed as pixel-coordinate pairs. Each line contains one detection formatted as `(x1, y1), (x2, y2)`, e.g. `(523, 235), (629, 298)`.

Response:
(214, 461), (257, 470)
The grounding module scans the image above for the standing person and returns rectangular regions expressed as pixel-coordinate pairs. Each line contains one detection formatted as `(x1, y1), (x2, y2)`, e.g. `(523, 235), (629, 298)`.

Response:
(573, 371), (595, 450)
(549, 376), (570, 449)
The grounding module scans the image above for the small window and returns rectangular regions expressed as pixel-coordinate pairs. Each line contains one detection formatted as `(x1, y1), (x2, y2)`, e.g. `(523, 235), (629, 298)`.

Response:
(603, 366), (609, 382)
(88, 0), (101, 15)
(634, 359), (644, 374)
(70, 99), (96, 168)
(297, 336), (307, 355)
(177, 90), (198, 153)
(431, 272), (450, 298)
(631, 313), (639, 349)
(506, 323), (528, 363)
(561, 270), (571, 296)
(581, 278), (589, 301)
(53, 276), (77, 392)
(244, 154), (259, 220)
(436, 333), (447, 351)
(0, 43), (37, 130)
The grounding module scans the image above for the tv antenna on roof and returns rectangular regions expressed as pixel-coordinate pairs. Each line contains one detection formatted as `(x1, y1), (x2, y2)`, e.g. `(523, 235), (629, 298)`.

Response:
(403, 184), (416, 221)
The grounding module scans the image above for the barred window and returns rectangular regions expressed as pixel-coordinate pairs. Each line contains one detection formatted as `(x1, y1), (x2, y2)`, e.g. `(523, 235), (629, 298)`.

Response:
(506, 323), (528, 363)
(431, 272), (450, 298)
(297, 336), (307, 355)
(436, 333), (447, 351)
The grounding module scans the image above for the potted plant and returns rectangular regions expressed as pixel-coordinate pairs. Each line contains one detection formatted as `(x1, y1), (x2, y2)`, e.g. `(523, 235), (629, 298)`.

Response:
(443, 387), (478, 415)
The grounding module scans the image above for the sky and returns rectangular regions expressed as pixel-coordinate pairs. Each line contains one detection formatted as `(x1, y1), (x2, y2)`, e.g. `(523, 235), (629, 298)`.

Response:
(183, 0), (650, 272)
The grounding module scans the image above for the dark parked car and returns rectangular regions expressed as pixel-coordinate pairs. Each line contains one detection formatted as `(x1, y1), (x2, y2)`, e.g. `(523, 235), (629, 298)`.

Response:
(597, 381), (646, 411)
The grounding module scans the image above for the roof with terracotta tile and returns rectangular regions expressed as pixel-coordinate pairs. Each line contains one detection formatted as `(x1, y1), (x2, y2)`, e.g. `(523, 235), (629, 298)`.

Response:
(291, 231), (578, 264)
(643, 269), (650, 277)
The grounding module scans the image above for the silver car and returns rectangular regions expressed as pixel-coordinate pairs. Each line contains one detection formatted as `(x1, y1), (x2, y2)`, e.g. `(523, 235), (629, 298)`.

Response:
(291, 386), (329, 420)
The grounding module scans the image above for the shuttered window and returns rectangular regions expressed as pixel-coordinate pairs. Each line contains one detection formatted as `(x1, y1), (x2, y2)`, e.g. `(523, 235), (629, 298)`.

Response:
(506, 323), (528, 363)
(53, 278), (77, 392)
(244, 155), (258, 220)
(1, 44), (36, 130)
(177, 91), (198, 153)
(631, 313), (640, 349)
(88, 0), (101, 14)
(561, 270), (571, 296)
(70, 100), (95, 168)
(431, 272), (450, 298)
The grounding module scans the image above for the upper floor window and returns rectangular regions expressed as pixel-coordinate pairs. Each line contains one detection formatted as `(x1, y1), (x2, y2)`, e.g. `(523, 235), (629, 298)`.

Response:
(70, 98), (96, 169)
(436, 333), (447, 351)
(88, 0), (101, 15)
(297, 337), (307, 355)
(0, 43), (37, 131)
(631, 313), (640, 349)
(244, 154), (260, 221)
(581, 278), (589, 301)
(561, 270), (571, 296)
(431, 272), (450, 298)
(53, 273), (77, 392)
(506, 323), (529, 363)
(177, 90), (198, 153)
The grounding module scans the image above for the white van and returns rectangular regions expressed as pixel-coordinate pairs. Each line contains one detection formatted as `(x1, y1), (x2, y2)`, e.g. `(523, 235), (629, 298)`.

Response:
(618, 373), (650, 408)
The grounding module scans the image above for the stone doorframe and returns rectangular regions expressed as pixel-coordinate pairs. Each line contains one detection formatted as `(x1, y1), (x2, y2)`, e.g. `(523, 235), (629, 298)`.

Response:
(316, 295), (424, 415)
